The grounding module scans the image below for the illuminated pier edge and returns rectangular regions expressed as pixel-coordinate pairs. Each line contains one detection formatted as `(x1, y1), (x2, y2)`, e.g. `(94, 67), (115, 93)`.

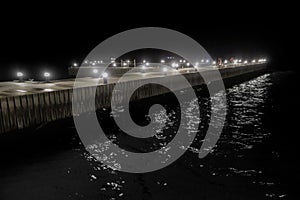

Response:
(0, 63), (268, 134)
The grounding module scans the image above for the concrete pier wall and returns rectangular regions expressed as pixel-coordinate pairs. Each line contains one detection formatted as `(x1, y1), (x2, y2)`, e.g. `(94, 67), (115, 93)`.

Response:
(0, 64), (267, 134)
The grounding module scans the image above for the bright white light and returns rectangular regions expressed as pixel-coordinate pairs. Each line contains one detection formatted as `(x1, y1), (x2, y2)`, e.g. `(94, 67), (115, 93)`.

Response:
(163, 67), (168, 72)
(186, 62), (190, 66)
(102, 72), (108, 78)
(17, 72), (23, 77)
(201, 59), (204, 63)
(113, 63), (117, 67)
(44, 72), (50, 77)
(160, 60), (165, 63)
(252, 60), (256, 63)
(239, 59), (242, 62)
(92, 63), (96, 66)
(179, 60), (183, 63)
(244, 60), (248, 64)
(123, 63), (127, 66)
(183, 60), (186, 63)
(224, 60), (228, 64)
(213, 61), (216, 65)
(73, 63), (78, 67)
(146, 62), (150, 66)
(234, 59), (238, 64)
(93, 69), (98, 74)
(100, 60), (103, 63)
(171, 63), (177, 68)
(84, 60), (88, 64)
(127, 60), (130, 63)
(206, 59), (209, 63)
(16, 90), (27, 93)
(143, 60), (146, 63)
(44, 89), (54, 92)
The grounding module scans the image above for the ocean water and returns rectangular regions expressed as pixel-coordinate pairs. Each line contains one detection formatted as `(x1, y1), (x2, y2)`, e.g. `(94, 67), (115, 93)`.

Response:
(0, 71), (297, 199)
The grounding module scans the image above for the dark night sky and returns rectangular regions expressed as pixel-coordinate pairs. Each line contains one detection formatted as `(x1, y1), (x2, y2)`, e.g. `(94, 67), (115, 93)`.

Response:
(0, 3), (297, 81)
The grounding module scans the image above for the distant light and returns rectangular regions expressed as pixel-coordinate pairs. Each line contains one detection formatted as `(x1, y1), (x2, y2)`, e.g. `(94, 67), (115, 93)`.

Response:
(179, 60), (183, 63)
(201, 59), (204, 63)
(244, 60), (248, 64)
(113, 63), (117, 67)
(92, 63), (96, 66)
(163, 67), (168, 72)
(16, 90), (27, 93)
(171, 62), (179, 67)
(17, 72), (23, 77)
(44, 89), (54, 92)
(84, 60), (88, 64)
(212, 61), (216, 65)
(44, 72), (50, 77)
(238, 59), (242, 62)
(224, 60), (228, 64)
(206, 59), (209, 63)
(146, 62), (150, 66)
(100, 60), (103, 64)
(73, 63), (78, 67)
(93, 69), (98, 74)
(160, 60), (165, 63)
(234, 59), (238, 64)
(143, 60), (146, 63)
(102, 72), (108, 78)
(127, 60), (130, 63)
(252, 60), (256, 63)
(186, 62), (190, 66)
(183, 60), (186, 63)
(123, 63), (127, 66)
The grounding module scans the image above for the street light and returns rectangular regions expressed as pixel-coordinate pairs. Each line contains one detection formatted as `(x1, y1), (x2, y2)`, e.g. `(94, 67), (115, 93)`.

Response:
(224, 60), (228, 64)
(17, 72), (24, 82)
(73, 63), (78, 67)
(160, 60), (165, 63)
(93, 69), (98, 74)
(146, 62), (150, 66)
(252, 60), (256, 63)
(186, 62), (190, 66)
(244, 60), (248, 64)
(44, 72), (50, 82)
(212, 61), (216, 65)
(141, 65), (146, 73)
(102, 72), (108, 84)
(201, 59), (204, 63)
(113, 63), (117, 67)
(206, 59), (209, 63)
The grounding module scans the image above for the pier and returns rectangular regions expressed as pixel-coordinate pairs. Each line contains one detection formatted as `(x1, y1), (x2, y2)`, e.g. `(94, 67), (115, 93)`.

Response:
(0, 64), (267, 134)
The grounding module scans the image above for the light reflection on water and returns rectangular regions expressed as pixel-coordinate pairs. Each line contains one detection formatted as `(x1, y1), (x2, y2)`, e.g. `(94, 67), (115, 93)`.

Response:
(81, 73), (287, 199)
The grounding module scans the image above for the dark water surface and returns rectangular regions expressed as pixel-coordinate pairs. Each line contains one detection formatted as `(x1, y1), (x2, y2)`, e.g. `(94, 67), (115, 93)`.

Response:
(0, 71), (298, 199)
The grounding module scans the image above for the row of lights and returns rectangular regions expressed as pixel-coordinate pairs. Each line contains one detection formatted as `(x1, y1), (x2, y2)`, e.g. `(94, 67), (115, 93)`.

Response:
(16, 72), (51, 81)
(75, 58), (267, 68)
